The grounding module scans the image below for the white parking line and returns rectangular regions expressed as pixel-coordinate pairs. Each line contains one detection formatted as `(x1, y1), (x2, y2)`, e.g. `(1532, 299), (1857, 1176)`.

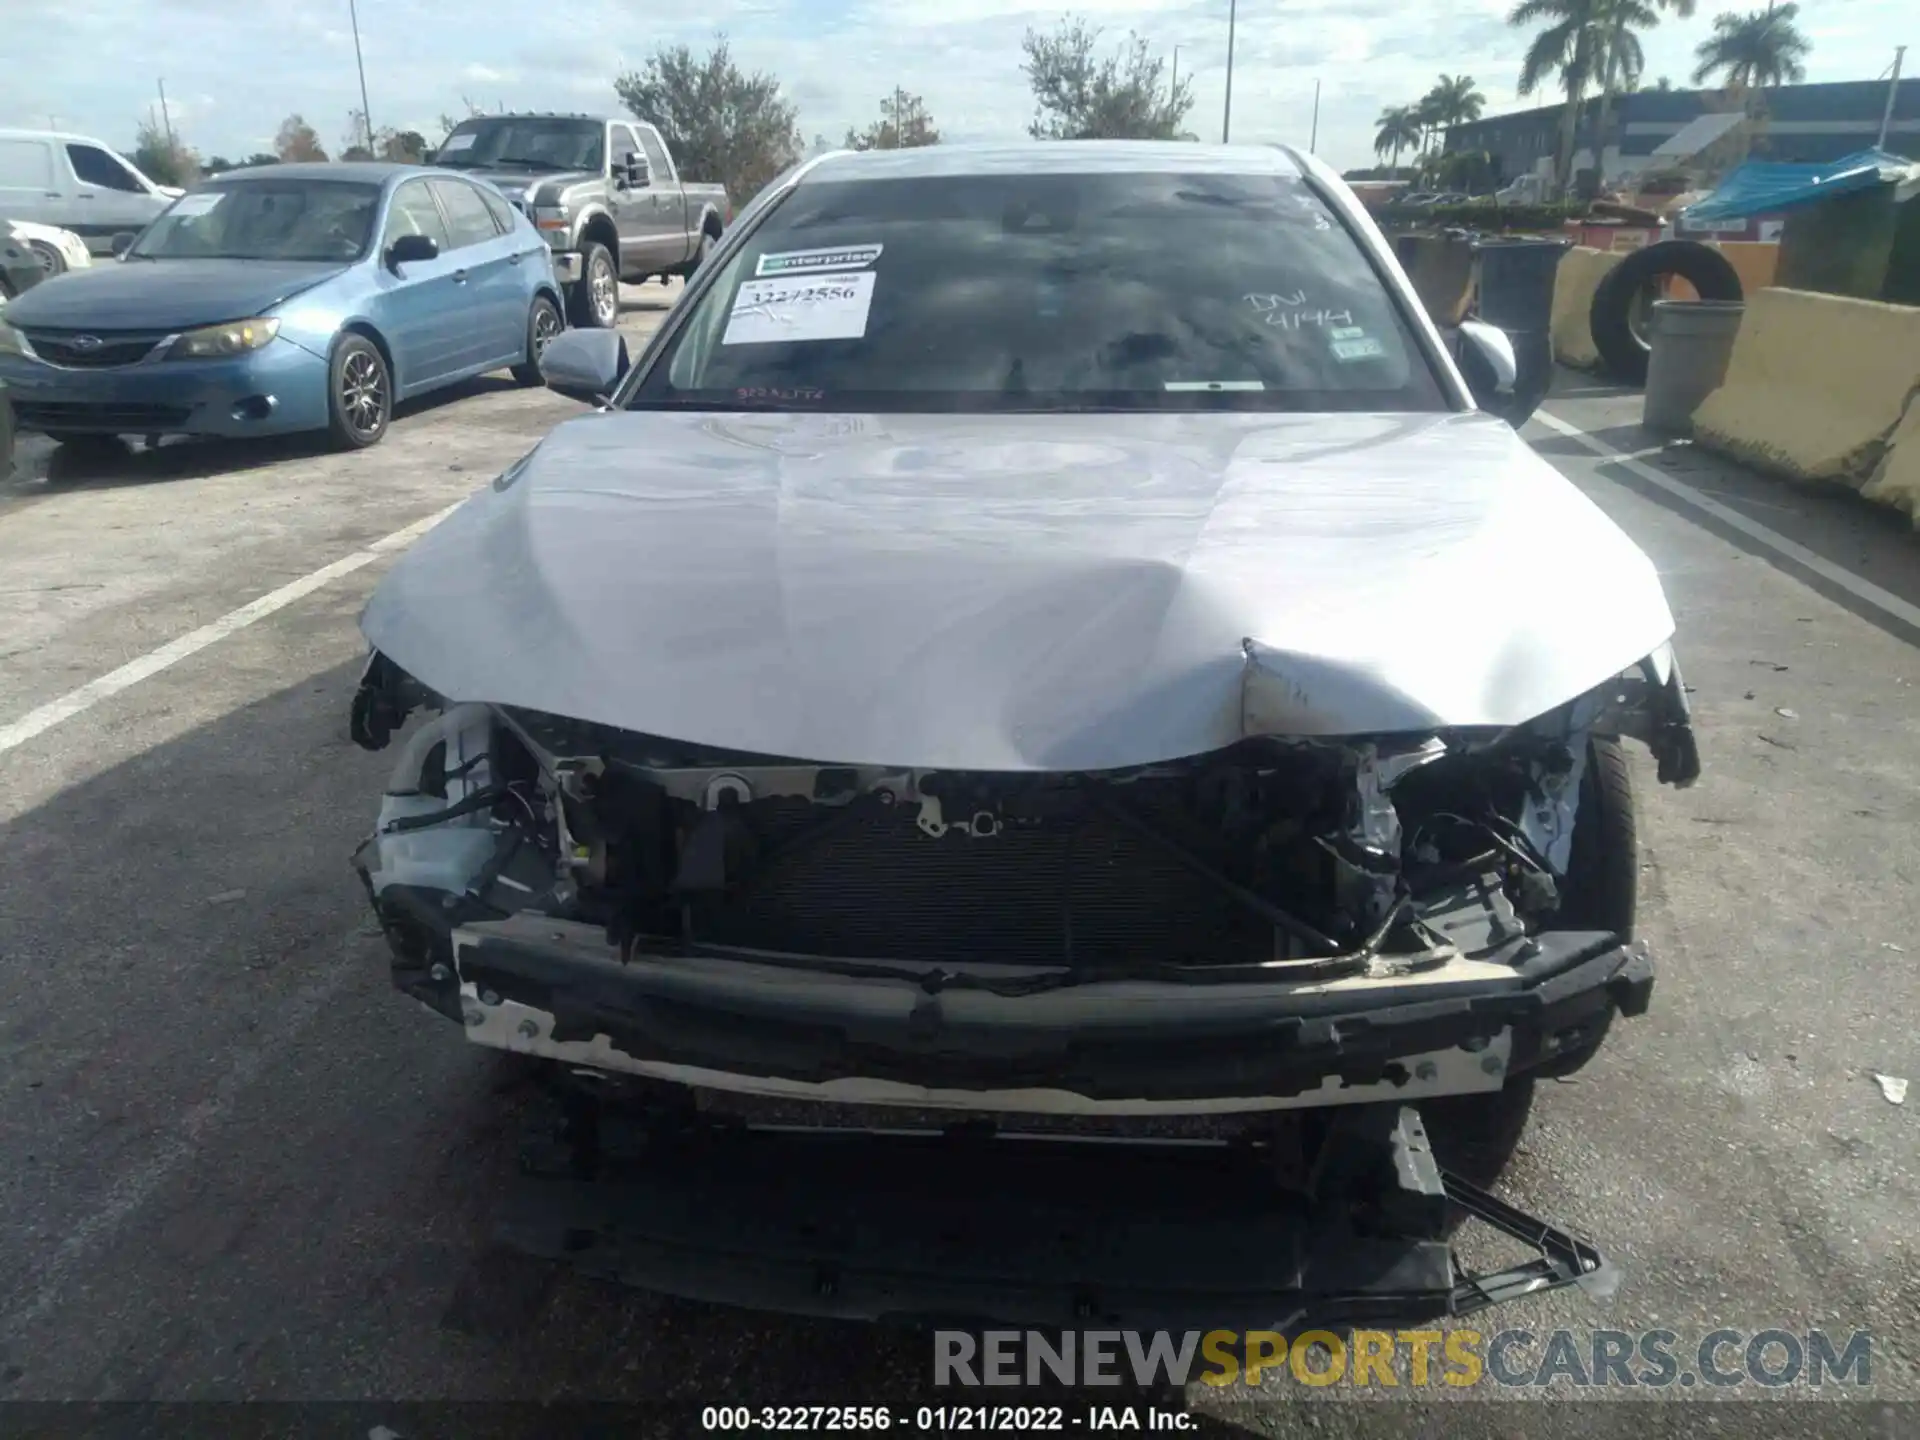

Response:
(0, 501), (461, 758)
(1532, 409), (1920, 634)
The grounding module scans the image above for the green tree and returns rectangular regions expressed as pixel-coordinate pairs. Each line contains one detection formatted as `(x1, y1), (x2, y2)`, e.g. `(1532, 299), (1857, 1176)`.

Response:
(1692, 2), (1811, 92)
(1422, 75), (1486, 130)
(243, 152), (280, 168)
(1020, 16), (1195, 140)
(1374, 105), (1423, 175)
(202, 155), (235, 175)
(132, 117), (199, 187)
(1587, 0), (1694, 191)
(1511, 0), (1610, 194)
(1435, 148), (1497, 193)
(381, 130), (428, 163)
(274, 114), (328, 163)
(1414, 74), (1486, 161)
(845, 91), (941, 151)
(614, 37), (803, 208)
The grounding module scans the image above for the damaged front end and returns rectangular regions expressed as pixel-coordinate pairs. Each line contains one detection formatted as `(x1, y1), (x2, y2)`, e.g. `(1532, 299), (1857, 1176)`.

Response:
(346, 642), (1695, 1326)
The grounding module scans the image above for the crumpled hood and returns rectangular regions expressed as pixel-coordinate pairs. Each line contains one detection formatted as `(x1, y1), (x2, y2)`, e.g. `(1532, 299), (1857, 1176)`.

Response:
(0, 258), (344, 331)
(360, 409), (1677, 771)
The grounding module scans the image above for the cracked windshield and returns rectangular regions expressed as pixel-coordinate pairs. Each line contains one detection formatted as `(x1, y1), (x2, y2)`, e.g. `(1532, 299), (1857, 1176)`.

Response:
(3, 0), (1917, 1434)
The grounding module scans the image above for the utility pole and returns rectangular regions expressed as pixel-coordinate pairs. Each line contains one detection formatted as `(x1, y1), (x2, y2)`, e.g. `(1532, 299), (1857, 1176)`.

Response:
(1171, 45), (1181, 104)
(1222, 0), (1237, 142)
(1878, 46), (1906, 149)
(157, 79), (175, 148)
(1309, 78), (1320, 151)
(347, 0), (374, 152)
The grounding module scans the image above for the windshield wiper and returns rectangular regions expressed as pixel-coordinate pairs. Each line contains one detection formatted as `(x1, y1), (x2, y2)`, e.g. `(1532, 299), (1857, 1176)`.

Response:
(492, 156), (568, 170)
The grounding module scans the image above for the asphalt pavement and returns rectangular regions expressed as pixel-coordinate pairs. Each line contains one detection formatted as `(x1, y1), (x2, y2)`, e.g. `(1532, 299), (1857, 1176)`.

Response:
(0, 293), (1915, 1436)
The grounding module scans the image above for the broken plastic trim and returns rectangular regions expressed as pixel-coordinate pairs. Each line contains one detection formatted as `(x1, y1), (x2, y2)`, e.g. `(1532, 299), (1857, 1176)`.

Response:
(1443, 1166), (1619, 1311)
(349, 649), (436, 752)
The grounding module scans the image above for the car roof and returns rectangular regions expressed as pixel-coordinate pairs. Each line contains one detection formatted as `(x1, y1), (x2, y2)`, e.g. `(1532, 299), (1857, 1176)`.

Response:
(200, 161), (462, 185)
(0, 128), (122, 146)
(797, 141), (1308, 185)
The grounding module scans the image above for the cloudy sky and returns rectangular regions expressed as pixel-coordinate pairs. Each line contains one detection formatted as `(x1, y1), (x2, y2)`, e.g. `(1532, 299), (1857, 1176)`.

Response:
(4, 0), (1910, 173)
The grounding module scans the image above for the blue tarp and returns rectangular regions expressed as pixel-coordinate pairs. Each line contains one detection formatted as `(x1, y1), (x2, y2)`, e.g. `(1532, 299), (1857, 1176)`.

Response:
(1681, 147), (1920, 223)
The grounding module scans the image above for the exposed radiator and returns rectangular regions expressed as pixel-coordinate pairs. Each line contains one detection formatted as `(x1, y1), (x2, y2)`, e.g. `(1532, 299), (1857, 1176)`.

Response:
(692, 800), (1272, 968)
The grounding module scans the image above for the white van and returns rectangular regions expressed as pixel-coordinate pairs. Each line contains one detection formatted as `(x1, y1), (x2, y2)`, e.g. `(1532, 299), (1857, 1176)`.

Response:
(0, 129), (180, 255)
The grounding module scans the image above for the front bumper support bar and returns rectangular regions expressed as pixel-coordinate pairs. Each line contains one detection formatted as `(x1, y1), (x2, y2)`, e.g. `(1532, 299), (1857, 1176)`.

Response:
(498, 1095), (1618, 1331)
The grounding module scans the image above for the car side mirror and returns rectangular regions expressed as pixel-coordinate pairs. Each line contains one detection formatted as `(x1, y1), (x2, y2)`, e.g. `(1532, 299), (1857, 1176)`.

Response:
(540, 328), (629, 404)
(1455, 319), (1550, 428)
(110, 232), (136, 258)
(387, 233), (439, 267)
(625, 154), (649, 188)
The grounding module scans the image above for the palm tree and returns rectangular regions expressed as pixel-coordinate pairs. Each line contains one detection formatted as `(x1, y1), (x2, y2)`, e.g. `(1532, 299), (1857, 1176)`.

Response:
(1590, 0), (1666, 186)
(1374, 105), (1423, 176)
(1692, 2), (1811, 92)
(1426, 74), (1488, 127)
(1512, 0), (1610, 194)
(1415, 74), (1487, 163)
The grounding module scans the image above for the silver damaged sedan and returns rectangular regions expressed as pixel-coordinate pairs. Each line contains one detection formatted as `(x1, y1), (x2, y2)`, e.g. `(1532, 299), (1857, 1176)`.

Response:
(347, 142), (1702, 1332)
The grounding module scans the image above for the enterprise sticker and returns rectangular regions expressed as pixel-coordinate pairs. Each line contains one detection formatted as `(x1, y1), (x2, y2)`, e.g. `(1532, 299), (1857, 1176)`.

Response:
(755, 244), (883, 277)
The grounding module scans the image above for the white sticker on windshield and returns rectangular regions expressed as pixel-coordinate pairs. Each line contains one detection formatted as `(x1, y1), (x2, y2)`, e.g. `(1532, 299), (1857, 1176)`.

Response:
(440, 132), (476, 152)
(1329, 325), (1365, 340)
(1331, 336), (1386, 361)
(755, 244), (883, 278)
(168, 192), (224, 218)
(723, 272), (876, 345)
(1165, 380), (1266, 392)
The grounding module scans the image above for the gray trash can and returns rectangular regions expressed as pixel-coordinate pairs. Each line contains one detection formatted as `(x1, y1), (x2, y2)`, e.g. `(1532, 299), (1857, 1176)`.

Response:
(1642, 299), (1745, 436)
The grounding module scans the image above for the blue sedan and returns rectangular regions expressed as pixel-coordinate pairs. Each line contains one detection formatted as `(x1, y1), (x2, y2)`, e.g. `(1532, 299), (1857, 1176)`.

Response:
(0, 162), (566, 450)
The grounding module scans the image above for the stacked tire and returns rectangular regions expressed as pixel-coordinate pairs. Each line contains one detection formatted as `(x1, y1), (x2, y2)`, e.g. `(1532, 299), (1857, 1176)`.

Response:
(1588, 239), (1743, 385)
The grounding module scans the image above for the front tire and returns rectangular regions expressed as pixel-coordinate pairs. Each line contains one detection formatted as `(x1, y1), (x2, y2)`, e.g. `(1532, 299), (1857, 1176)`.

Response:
(512, 294), (564, 386)
(26, 240), (68, 278)
(327, 333), (391, 451)
(1558, 735), (1639, 940)
(568, 241), (618, 329)
(1419, 737), (1640, 1193)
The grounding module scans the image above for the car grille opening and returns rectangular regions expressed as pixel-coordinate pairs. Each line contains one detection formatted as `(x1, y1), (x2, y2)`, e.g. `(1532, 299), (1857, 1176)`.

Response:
(15, 401), (192, 431)
(22, 330), (168, 368)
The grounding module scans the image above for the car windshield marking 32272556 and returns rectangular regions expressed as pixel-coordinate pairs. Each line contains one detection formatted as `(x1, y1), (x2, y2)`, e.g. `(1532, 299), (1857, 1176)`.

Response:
(631, 170), (1447, 413)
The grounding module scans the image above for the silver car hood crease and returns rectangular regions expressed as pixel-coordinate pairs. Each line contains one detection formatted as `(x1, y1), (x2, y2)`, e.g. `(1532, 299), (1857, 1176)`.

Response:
(360, 409), (1676, 771)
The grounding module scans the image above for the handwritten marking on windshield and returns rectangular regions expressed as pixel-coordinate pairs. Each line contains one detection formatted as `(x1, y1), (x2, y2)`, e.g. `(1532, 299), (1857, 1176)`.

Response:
(1264, 308), (1355, 331)
(1243, 292), (1307, 312)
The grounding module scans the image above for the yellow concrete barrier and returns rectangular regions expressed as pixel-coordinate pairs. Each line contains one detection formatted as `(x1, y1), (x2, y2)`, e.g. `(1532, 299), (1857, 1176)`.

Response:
(1863, 396), (1920, 524)
(1692, 288), (1920, 499)
(1668, 241), (1780, 301)
(1549, 246), (1624, 369)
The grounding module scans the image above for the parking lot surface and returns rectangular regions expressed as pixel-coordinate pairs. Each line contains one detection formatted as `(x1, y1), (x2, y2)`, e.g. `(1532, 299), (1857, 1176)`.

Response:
(1, 283), (1916, 1432)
